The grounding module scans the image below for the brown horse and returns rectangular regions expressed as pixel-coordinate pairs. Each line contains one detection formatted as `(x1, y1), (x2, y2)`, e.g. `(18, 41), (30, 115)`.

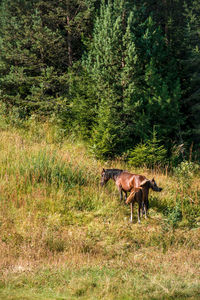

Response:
(100, 168), (162, 223)
(126, 177), (162, 223)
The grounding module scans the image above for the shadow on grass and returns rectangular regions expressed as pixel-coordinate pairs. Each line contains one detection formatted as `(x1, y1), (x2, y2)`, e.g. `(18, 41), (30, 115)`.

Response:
(149, 195), (167, 214)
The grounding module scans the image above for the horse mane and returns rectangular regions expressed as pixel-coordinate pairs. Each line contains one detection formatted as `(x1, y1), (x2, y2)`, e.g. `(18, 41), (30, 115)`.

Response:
(105, 169), (124, 179)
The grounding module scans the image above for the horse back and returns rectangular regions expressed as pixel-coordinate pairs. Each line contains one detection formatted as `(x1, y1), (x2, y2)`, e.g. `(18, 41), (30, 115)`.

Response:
(115, 171), (146, 192)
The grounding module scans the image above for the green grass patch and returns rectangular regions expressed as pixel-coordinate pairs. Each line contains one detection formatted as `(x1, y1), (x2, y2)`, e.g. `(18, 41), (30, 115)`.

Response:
(0, 148), (86, 191)
(1, 266), (200, 300)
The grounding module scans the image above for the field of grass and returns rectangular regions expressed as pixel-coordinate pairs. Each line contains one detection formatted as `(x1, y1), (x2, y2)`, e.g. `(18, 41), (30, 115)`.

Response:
(0, 120), (200, 299)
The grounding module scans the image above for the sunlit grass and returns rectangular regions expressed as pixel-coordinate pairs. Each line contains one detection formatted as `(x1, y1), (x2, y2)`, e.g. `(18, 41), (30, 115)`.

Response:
(0, 120), (199, 299)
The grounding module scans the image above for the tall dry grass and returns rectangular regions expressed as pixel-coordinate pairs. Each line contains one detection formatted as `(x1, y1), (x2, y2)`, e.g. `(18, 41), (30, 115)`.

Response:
(0, 120), (199, 299)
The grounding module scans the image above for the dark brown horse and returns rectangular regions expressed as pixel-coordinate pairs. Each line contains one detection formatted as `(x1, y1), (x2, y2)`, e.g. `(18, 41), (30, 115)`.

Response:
(126, 177), (162, 223)
(100, 168), (162, 223)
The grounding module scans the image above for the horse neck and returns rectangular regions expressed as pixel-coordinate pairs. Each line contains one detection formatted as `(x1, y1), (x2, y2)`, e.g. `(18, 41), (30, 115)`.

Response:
(112, 173), (119, 182)
(108, 170), (122, 182)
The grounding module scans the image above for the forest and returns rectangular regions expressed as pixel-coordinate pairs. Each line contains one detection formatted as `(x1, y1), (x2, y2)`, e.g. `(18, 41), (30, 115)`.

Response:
(0, 1), (200, 299)
(0, 0), (200, 162)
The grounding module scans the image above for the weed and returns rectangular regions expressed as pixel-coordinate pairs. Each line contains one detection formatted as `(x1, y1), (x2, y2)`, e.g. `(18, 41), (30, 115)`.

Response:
(163, 200), (182, 227)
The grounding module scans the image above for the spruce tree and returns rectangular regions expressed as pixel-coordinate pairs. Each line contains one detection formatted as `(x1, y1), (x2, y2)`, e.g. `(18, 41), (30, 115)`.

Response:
(0, 0), (94, 115)
(142, 16), (182, 148)
(182, 0), (200, 146)
(84, 0), (182, 159)
(84, 0), (126, 158)
(67, 64), (98, 139)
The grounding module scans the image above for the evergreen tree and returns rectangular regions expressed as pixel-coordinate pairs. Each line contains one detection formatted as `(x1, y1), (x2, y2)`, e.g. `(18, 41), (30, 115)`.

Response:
(84, 0), (126, 158)
(34, 0), (95, 67)
(142, 16), (182, 148)
(182, 0), (200, 146)
(0, 0), (95, 115)
(84, 0), (182, 159)
(67, 63), (98, 139)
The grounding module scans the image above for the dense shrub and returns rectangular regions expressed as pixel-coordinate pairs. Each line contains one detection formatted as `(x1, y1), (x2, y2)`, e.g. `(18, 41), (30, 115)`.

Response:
(174, 161), (199, 184)
(163, 200), (182, 227)
(127, 130), (167, 168)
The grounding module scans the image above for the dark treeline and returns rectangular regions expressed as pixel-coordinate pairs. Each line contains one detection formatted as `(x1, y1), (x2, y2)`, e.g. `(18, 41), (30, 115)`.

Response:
(0, 0), (200, 163)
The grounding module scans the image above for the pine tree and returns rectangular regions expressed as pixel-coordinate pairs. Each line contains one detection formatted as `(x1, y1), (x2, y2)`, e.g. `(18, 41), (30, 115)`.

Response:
(67, 63), (98, 139)
(0, 0), (95, 115)
(142, 16), (182, 148)
(182, 0), (200, 146)
(84, 0), (182, 159)
(84, 0), (127, 158)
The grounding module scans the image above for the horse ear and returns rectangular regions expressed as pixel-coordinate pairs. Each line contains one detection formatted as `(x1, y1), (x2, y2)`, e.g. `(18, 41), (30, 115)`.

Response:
(140, 179), (149, 187)
(102, 168), (105, 172)
(151, 177), (155, 182)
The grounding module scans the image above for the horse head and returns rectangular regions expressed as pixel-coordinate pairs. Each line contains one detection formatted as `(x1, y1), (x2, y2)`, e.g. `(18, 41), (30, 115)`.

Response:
(140, 177), (162, 192)
(100, 168), (110, 187)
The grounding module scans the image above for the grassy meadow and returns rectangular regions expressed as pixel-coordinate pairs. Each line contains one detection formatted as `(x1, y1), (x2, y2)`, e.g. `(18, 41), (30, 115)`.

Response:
(0, 119), (200, 300)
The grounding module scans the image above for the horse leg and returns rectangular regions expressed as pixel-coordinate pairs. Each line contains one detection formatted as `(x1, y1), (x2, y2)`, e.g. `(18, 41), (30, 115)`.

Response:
(117, 185), (123, 201)
(124, 191), (127, 202)
(144, 203), (147, 219)
(141, 189), (146, 218)
(138, 202), (141, 224)
(122, 190), (127, 204)
(143, 190), (148, 219)
(130, 202), (133, 223)
(126, 190), (136, 205)
(119, 188), (123, 201)
(140, 198), (143, 218)
(126, 187), (141, 204)
(120, 190), (123, 201)
(145, 198), (149, 217)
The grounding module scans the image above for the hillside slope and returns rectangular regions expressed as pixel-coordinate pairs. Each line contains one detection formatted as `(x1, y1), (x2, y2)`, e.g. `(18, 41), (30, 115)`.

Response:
(0, 123), (199, 299)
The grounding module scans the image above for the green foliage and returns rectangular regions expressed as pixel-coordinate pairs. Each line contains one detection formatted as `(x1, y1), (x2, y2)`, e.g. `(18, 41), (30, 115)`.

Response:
(1, 149), (86, 190)
(0, 2), (66, 114)
(142, 16), (182, 149)
(0, 0), (94, 115)
(90, 95), (126, 159)
(174, 161), (199, 186)
(172, 161), (200, 226)
(163, 192), (200, 228)
(67, 64), (98, 140)
(73, 194), (95, 212)
(0, 0), (199, 162)
(163, 200), (182, 227)
(84, 0), (129, 158)
(128, 129), (168, 168)
(0, 102), (27, 128)
(84, 1), (182, 159)
(181, 0), (200, 145)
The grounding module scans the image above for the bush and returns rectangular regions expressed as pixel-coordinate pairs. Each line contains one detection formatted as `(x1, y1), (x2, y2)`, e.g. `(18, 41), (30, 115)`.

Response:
(0, 102), (27, 129)
(127, 130), (167, 168)
(163, 200), (182, 227)
(174, 161), (199, 186)
(172, 161), (200, 226)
